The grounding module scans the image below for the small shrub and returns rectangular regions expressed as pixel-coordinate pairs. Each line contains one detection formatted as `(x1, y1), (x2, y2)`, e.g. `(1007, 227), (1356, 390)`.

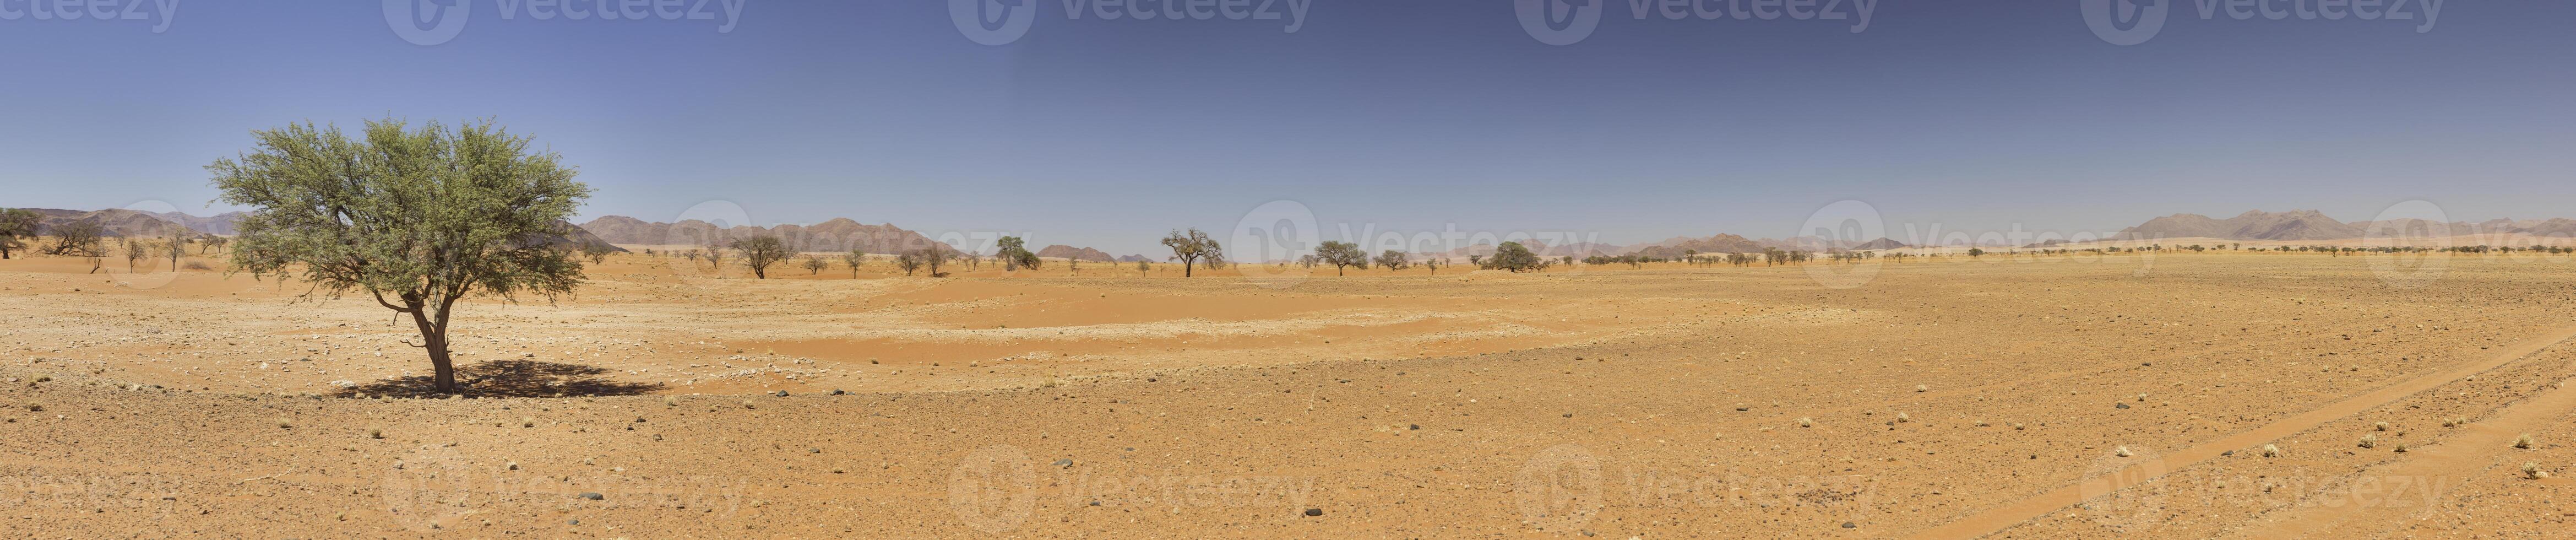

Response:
(742, 399), (756, 409)
(1796, 417), (1813, 428)
(2373, 422), (2389, 431)
(1914, 385), (1928, 393)
(2358, 434), (2377, 449)
(2514, 434), (2534, 449)
(520, 417), (536, 428)
(276, 417), (292, 429)
(2262, 444), (2281, 457)
(1896, 412), (1911, 423)
(2442, 418), (2462, 428)
(2525, 462), (2550, 479)
(368, 428), (384, 439)
(2115, 446), (2133, 457)
(664, 396), (678, 407)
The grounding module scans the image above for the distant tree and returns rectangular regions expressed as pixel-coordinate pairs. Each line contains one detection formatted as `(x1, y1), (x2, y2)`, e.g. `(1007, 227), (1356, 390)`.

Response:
(917, 244), (957, 277)
(0, 208), (40, 260)
(1137, 259), (1150, 277)
(198, 233), (227, 254)
(703, 243), (726, 273)
(1482, 241), (1542, 272)
(843, 250), (866, 278)
(1311, 241), (1366, 276)
(166, 234), (187, 269)
(44, 220), (105, 257)
(682, 249), (702, 265)
(1067, 255), (1080, 275)
(579, 241), (615, 264)
(209, 118), (589, 395)
(1423, 257), (1440, 275)
(123, 237), (146, 272)
(894, 251), (925, 276)
(997, 236), (1040, 271)
(1967, 248), (1985, 257)
(1374, 250), (1410, 271)
(800, 255), (829, 275)
(734, 235), (790, 279)
(1160, 228), (1222, 277)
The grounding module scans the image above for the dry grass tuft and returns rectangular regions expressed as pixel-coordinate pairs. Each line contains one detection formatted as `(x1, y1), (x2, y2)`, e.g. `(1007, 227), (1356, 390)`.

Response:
(2524, 462), (2548, 479)
(2358, 434), (2378, 449)
(2115, 446), (2133, 457)
(2261, 444), (2281, 457)
(2514, 434), (2534, 449)
(1796, 417), (1813, 428)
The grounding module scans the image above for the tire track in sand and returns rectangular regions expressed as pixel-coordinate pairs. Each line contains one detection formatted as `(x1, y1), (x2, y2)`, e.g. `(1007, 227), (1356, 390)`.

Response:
(1906, 322), (2576, 539)
(2221, 372), (2576, 538)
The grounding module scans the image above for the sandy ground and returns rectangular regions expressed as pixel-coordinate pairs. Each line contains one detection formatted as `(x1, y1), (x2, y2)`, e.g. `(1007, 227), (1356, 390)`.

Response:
(4, 249), (2575, 538)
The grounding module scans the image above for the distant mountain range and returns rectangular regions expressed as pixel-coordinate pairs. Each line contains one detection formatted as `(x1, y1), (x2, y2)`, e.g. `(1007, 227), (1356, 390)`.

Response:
(2118, 210), (2576, 241)
(578, 215), (942, 255)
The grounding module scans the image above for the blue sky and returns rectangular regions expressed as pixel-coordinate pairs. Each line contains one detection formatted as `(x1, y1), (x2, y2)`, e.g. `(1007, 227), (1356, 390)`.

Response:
(2, 1), (2569, 255)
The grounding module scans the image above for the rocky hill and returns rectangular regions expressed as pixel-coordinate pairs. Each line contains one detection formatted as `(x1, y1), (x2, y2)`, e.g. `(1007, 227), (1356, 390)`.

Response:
(1035, 245), (1116, 262)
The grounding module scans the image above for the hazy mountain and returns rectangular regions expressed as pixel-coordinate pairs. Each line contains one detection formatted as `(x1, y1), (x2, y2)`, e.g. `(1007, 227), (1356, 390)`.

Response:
(2120, 210), (2363, 240)
(23, 208), (200, 237)
(578, 215), (942, 254)
(1035, 245), (1116, 262)
(1850, 237), (1910, 250)
(142, 210), (248, 235)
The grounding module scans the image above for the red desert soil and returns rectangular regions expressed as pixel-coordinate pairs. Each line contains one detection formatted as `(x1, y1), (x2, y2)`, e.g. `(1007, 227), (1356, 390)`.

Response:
(4, 250), (2575, 537)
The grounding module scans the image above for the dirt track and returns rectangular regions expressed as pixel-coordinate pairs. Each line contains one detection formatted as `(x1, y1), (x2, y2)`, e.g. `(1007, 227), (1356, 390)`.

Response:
(5, 251), (2575, 537)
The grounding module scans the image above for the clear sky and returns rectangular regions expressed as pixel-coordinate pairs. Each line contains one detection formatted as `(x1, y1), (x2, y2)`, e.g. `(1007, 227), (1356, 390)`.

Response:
(2, 1), (2570, 256)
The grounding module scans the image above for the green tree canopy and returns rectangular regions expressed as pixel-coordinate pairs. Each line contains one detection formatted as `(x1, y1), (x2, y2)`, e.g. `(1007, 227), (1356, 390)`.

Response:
(210, 118), (590, 394)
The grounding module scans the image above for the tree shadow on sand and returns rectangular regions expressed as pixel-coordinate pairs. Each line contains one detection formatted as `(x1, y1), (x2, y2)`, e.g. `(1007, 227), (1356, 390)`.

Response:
(336, 360), (664, 398)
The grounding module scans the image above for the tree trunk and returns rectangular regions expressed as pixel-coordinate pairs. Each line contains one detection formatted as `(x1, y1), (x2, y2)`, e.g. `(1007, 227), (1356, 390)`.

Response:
(409, 303), (461, 394)
(1183, 257), (1195, 277)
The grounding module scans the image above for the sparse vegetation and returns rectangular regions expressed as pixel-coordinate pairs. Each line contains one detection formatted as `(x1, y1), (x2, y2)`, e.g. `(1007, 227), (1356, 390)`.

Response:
(1374, 250), (1409, 272)
(2262, 444), (2281, 457)
(800, 255), (829, 275)
(2514, 433), (2534, 449)
(2525, 462), (2549, 479)
(2115, 446), (2133, 457)
(1796, 417), (1813, 428)
(996, 236), (1040, 271)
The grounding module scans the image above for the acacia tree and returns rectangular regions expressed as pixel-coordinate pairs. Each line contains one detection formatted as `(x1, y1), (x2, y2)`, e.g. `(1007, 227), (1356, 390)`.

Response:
(165, 234), (187, 269)
(735, 235), (790, 278)
(1136, 259), (1149, 277)
(122, 237), (145, 272)
(996, 236), (1039, 271)
(0, 208), (36, 260)
(211, 118), (589, 395)
(894, 251), (924, 276)
(45, 220), (104, 257)
(1314, 241), (1366, 276)
(842, 250), (866, 278)
(703, 242), (726, 273)
(1376, 250), (1409, 271)
(1482, 241), (1542, 272)
(801, 255), (829, 274)
(1160, 228), (1221, 277)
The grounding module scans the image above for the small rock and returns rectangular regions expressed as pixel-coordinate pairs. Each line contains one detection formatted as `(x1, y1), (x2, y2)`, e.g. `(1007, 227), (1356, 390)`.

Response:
(578, 492), (604, 500)
(1303, 508), (1323, 517)
(771, 390), (789, 397)
(1842, 521), (1857, 528)
(1053, 458), (1074, 467)
(2114, 403), (2131, 409)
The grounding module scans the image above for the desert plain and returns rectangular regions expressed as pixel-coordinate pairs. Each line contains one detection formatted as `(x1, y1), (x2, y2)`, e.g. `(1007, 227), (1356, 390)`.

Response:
(4, 249), (2576, 538)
